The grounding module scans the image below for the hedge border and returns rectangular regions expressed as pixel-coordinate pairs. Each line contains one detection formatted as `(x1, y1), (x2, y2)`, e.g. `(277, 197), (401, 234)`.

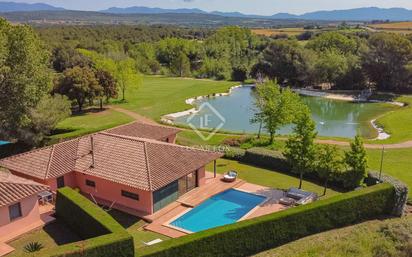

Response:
(137, 183), (395, 257)
(366, 171), (409, 216)
(38, 187), (134, 257)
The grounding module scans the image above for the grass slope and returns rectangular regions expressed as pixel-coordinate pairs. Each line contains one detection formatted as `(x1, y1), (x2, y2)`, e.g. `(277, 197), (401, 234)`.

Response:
(253, 215), (412, 257)
(375, 96), (412, 144)
(117, 76), (238, 120)
(50, 109), (134, 141)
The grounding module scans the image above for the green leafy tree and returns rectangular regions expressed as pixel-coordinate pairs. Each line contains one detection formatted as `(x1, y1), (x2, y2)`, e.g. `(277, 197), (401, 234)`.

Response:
(259, 40), (314, 87)
(95, 69), (118, 109)
(343, 135), (368, 189)
(316, 145), (343, 195)
(362, 33), (412, 92)
(255, 81), (304, 144)
(52, 46), (92, 72)
(29, 95), (71, 144)
(171, 52), (191, 77)
(314, 50), (350, 87)
(306, 32), (360, 55)
(79, 49), (141, 102)
(231, 65), (248, 82)
(284, 109), (318, 189)
(55, 66), (101, 112)
(115, 58), (140, 101)
(0, 19), (57, 144)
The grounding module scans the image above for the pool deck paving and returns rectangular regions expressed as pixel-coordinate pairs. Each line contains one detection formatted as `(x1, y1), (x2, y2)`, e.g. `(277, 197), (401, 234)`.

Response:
(144, 172), (287, 238)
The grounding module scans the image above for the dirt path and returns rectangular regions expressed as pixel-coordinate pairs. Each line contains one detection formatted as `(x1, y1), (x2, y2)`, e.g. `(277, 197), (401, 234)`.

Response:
(110, 106), (157, 125)
(315, 139), (412, 149)
(111, 106), (412, 150)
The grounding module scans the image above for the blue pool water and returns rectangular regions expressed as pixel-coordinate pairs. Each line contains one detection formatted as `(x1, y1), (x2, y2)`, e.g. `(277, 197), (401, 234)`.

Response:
(171, 189), (266, 232)
(0, 141), (10, 146)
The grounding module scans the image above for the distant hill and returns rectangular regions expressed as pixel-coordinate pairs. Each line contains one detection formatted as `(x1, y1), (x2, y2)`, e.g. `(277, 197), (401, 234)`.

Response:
(1, 2), (411, 23)
(298, 7), (412, 21)
(101, 6), (412, 21)
(0, 10), (316, 27)
(0, 1), (64, 12)
(101, 6), (206, 15)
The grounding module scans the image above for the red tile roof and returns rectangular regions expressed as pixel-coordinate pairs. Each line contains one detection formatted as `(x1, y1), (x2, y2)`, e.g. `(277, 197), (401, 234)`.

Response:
(105, 122), (180, 141)
(0, 123), (222, 192)
(0, 139), (79, 180)
(0, 170), (49, 207)
(75, 133), (223, 191)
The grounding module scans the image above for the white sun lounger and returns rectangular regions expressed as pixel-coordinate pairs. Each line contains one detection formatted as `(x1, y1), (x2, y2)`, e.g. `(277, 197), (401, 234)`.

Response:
(142, 239), (163, 246)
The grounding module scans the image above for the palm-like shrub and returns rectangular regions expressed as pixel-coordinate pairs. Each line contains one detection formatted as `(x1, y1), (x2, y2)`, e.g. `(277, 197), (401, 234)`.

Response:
(24, 242), (44, 253)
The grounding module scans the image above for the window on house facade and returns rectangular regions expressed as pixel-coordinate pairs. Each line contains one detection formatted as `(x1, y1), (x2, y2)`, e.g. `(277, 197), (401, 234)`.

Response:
(57, 176), (65, 188)
(9, 203), (22, 221)
(86, 179), (96, 188)
(121, 190), (139, 201)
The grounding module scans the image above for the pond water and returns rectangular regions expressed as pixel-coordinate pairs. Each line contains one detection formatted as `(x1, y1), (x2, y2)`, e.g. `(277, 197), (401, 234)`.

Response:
(175, 86), (394, 139)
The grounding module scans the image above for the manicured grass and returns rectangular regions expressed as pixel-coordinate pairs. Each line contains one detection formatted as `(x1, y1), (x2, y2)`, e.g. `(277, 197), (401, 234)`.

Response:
(206, 159), (341, 198)
(375, 96), (412, 144)
(253, 215), (412, 257)
(50, 109), (134, 141)
(367, 147), (412, 198)
(8, 220), (81, 257)
(117, 76), (238, 120)
(108, 210), (170, 250)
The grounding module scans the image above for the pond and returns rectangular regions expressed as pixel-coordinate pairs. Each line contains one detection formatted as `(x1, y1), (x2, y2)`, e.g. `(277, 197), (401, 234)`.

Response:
(174, 86), (395, 139)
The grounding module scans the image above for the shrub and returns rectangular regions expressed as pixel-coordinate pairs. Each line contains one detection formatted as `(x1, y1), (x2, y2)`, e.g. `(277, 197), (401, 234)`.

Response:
(24, 242), (44, 253)
(137, 183), (395, 257)
(45, 187), (134, 257)
(242, 147), (290, 172)
(223, 147), (246, 161)
(222, 136), (249, 147)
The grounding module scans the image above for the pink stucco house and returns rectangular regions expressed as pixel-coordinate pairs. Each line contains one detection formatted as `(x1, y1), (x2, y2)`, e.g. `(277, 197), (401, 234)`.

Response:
(0, 122), (222, 216)
(0, 171), (48, 242)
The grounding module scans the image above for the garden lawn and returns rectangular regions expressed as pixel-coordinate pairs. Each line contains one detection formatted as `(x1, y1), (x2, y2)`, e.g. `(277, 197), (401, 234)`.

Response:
(375, 95), (412, 144)
(107, 210), (170, 250)
(253, 215), (412, 257)
(367, 147), (412, 199)
(207, 159), (341, 198)
(8, 220), (81, 257)
(49, 109), (133, 141)
(117, 76), (238, 120)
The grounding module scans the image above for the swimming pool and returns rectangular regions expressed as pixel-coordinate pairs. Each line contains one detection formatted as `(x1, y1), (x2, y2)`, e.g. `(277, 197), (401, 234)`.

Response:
(170, 189), (266, 233)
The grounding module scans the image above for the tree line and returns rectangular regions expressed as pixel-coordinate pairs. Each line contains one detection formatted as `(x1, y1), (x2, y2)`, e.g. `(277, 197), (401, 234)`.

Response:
(253, 31), (412, 93)
(44, 25), (412, 92)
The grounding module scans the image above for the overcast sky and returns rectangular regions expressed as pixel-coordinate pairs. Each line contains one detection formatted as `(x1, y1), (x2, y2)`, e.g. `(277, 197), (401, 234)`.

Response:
(5, 0), (412, 15)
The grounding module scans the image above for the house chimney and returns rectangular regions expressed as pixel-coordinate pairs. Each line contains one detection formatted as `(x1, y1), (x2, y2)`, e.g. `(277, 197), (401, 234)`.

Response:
(90, 136), (95, 168)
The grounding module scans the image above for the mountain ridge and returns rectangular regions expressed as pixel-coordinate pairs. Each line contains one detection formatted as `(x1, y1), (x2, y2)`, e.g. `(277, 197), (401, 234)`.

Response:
(100, 6), (412, 21)
(0, 1), (64, 12)
(0, 2), (412, 21)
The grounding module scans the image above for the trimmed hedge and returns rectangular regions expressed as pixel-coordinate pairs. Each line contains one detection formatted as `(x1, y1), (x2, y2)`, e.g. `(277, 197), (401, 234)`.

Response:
(137, 183), (395, 257)
(242, 147), (290, 172)
(223, 146), (246, 161)
(41, 187), (134, 257)
(366, 171), (409, 217)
